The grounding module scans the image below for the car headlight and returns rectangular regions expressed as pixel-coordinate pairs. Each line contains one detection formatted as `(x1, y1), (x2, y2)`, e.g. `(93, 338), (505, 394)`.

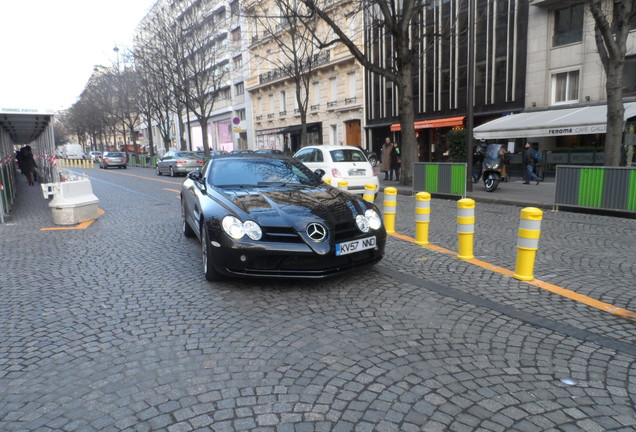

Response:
(356, 215), (370, 233)
(364, 209), (382, 230)
(243, 220), (263, 241)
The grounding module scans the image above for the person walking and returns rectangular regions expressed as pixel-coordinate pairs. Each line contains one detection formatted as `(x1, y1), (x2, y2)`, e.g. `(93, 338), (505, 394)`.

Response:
(20, 146), (37, 186)
(522, 143), (541, 185)
(380, 137), (393, 180)
(390, 142), (401, 181)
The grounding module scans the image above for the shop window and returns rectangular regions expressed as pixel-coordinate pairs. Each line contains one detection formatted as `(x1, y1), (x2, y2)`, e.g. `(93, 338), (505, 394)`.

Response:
(553, 4), (584, 47)
(551, 70), (579, 104)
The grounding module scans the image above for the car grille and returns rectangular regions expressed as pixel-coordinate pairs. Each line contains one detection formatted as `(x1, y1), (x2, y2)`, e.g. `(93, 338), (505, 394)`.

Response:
(261, 221), (359, 244)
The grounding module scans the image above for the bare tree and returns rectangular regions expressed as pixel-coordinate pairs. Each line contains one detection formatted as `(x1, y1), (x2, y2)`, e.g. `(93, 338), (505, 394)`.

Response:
(588, 0), (636, 166)
(297, 0), (423, 185)
(244, 0), (325, 149)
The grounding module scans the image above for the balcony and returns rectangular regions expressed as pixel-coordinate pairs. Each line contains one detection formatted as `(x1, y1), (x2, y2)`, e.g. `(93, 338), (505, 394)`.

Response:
(279, 111), (287, 117)
(345, 97), (357, 104)
(255, 115), (263, 121)
(327, 101), (338, 108)
(267, 113), (275, 119)
(310, 104), (320, 111)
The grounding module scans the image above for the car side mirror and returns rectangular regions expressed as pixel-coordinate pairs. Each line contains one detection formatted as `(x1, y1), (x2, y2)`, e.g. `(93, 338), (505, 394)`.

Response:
(187, 170), (203, 182)
(314, 169), (326, 178)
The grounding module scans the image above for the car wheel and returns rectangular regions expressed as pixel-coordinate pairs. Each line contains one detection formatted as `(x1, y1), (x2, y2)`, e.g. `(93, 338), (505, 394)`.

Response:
(103, 165), (107, 170)
(156, 166), (162, 176)
(170, 166), (175, 177)
(182, 201), (195, 238)
(123, 165), (127, 169)
(201, 222), (222, 281)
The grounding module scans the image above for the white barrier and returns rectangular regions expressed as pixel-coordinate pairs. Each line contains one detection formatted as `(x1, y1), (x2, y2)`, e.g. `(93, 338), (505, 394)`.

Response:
(41, 177), (99, 225)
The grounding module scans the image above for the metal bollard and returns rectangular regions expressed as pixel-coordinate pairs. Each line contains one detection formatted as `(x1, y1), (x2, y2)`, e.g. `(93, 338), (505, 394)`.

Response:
(415, 192), (431, 245)
(383, 187), (397, 234)
(363, 184), (376, 203)
(338, 180), (349, 192)
(457, 198), (475, 259)
(513, 207), (543, 281)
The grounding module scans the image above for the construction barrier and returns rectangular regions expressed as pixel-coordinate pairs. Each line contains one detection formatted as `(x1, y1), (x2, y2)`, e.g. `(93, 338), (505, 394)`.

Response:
(41, 172), (99, 225)
(457, 198), (475, 259)
(413, 162), (467, 197)
(555, 166), (636, 213)
(513, 207), (543, 281)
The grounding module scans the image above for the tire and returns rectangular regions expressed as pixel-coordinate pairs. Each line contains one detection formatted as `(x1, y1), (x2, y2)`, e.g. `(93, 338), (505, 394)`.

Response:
(484, 177), (499, 192)
(201, 222), (222, 281)
(170, 166), (175, 177)
(123, 165), (127, 169)
(156, 165), (162, 176)
(182, 201), (195, 238)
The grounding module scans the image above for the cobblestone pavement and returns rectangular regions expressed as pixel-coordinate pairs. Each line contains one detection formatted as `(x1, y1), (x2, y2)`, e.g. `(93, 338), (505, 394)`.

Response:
(1, 167), (635, 431)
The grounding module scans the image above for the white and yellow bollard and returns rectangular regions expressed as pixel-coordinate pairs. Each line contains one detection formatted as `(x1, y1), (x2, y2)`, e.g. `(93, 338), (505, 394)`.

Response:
(324, 178), (332, 185)
(513, 207), (543, 281)
(457, 198), (475, 260)
(337, 180), (349, 192)
(363, 184), (376, 203)
(415, 192), (431, 245)
(383, 187), (397, 234)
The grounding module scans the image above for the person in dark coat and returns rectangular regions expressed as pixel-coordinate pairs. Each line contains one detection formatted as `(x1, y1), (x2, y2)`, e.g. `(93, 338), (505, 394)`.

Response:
(20, 146), (37, 186)
(380, 137), (393, 180)
(390, 142), (401, 181)
(522, 143), (541, 185)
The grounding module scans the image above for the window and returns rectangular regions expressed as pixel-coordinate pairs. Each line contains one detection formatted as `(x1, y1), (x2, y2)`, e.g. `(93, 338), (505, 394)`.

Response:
(236, 109), (246, 121)
(230, 0), (239, 16)
(233, 55), (243, 70)
(552, 70), (579, 104)
(624, 56), (636, 96)
(235, 82), (244, 96)
(280, 90), (286, 112)
(330, 78), (337, 102)
(553, 4), (584, 47)
(231, 27), (241, 42)
(348, 72), (357, 99)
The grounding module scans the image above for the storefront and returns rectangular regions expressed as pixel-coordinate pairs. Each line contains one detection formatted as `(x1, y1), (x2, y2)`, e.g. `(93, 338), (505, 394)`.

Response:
(389, 116), (465, 162)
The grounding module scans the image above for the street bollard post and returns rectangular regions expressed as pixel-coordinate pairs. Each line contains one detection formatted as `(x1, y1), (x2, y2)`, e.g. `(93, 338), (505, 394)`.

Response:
(324, 178), (332, 185)
(338, 180), (349, 192)
(383, 187), (397, 234)
(457, 198), (475, 259)
(513, 207), (543, 281)
(415, 192), (431, 245)
(363, 184), (376, 203)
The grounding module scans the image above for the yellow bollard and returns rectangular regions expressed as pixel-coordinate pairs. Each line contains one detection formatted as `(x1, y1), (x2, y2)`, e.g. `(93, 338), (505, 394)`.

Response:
(457, 198), (475, 259)
(338, 180), (349, 192)
(513, 207), (543, 281)
(324, 178), (332, 185)
(90, 159), (94, 169)
(363, 184), (376, 203)
(383, 187), (397, 234)
(415, 192), (431, 245)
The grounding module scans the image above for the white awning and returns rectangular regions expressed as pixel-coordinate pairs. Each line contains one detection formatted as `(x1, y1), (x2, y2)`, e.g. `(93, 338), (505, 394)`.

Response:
(473, 103), (636, 140)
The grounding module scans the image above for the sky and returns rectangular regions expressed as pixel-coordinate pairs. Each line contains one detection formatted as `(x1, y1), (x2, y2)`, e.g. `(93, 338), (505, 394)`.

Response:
(0, 0), (157, 112)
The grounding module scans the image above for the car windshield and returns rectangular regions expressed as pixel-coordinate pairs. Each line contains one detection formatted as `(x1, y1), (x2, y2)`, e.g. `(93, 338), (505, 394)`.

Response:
(177, 152), (199, 159)
(209, 158), (322, 187)
(329, 149), (367, 163)
(107, 153), (124, 157)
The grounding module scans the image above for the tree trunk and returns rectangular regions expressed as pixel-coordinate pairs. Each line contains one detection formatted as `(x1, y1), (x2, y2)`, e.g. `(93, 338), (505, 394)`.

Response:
(200, 117), (210, 154)
(397, 54), (417, 185)
(605, 61), (625, 166)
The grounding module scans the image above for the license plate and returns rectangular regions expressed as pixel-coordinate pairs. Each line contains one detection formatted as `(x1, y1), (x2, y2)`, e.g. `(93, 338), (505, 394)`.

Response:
(348, 169), (366, 176)
(336, 236), (376, 256)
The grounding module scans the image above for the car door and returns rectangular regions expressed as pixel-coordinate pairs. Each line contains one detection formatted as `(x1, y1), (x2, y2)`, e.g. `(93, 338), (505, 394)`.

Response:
(159, 152), (174, 174)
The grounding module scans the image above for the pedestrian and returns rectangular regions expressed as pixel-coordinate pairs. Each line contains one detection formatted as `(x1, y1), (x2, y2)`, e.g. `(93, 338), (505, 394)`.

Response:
(390, 142), (401, 181)
(522, 143), (541, 185)
(380, 137), (393, 180)
(20, 145), (37, 186)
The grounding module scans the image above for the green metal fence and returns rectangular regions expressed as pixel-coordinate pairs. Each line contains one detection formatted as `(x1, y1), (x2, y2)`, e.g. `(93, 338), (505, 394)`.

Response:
(555, 166), (636, 213)
(413, 163), (467, 197)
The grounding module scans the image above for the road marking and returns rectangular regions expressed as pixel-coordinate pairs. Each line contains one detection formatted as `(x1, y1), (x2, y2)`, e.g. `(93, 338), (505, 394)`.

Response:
(40, 209), (105, 231)
(164, 188), (181, 194)
(98, 170), (182, 185)
(390, 231), (636, 322)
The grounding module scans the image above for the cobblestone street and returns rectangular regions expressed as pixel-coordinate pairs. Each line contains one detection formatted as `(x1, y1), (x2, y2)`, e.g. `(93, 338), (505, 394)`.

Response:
(2, 168), (635, 431)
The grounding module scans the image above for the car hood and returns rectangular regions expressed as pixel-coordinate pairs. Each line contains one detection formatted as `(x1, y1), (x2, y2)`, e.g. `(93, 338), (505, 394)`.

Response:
(219, 185), (369, 254)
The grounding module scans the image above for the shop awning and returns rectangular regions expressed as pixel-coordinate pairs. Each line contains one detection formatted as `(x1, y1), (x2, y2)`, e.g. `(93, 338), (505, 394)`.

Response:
(473, 103), (636, 140)
(279, 122), (321, 135)
(390, 116), (465, 132)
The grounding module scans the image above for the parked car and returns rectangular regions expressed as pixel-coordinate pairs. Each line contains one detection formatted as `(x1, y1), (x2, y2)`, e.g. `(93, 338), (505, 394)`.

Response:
(363, 149), (379, 167)
(293, 145), (380, 195)
(195, 150), (227, 160)
(254, 149), (284, 155)
(156, 151), (206, 177)
(99, 152), (127, 169)
(180, 154), (386, 280)
(88, 151), (102, 161)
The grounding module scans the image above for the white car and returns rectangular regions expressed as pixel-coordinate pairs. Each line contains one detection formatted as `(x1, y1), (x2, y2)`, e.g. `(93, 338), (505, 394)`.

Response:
(293, 145), (380, 195)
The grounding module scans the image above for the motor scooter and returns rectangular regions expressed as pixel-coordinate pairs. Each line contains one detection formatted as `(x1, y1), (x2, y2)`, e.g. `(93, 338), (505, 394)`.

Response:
(481, 143), (504, 192)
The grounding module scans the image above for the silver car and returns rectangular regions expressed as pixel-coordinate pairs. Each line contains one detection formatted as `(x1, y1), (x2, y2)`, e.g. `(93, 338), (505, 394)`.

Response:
(156, 151), (205, 177)
(99, 152), (127, 169)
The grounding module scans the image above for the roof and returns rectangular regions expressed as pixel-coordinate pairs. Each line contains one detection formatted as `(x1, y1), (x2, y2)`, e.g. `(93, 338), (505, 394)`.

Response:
(0, 108), (54, 144)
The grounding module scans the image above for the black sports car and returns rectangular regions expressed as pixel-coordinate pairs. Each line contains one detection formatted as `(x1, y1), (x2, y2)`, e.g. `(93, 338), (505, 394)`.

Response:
(180, 154), (386, 280)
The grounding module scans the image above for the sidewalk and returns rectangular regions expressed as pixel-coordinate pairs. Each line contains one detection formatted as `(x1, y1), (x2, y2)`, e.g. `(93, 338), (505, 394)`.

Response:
(380, 176), (556, 209)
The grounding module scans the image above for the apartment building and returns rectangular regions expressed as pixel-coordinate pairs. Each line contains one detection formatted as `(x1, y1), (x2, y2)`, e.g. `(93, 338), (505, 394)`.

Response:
(365, 0), (529, 160)
(135, 0), (254, 154)
(244, 0), (365, 153)
(475, 0), (636, 161)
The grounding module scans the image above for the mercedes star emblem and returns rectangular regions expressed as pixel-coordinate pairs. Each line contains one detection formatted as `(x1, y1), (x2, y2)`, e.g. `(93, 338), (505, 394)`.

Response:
(306, 223), (327, 242)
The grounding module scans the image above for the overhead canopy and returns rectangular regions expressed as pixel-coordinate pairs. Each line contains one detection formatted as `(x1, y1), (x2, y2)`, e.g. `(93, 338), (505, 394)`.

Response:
(473, 103), (636, 140)
(0, 108), (54, 144)
(390, 116), (465, 132)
